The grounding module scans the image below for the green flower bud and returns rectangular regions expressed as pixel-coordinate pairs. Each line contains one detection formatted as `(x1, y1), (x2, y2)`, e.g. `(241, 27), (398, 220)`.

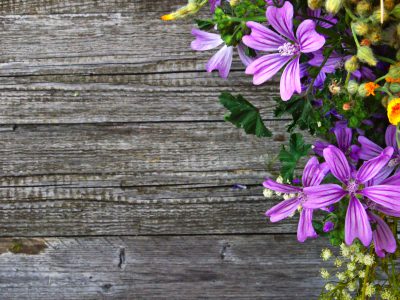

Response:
(353, 21), (370, 36)
(357, 46), (377, 66)
(356, 1), (372, 17)
(347, 80), (359, 95)
(345, 56), (359, 72)
(308, 0), (323, 10)
(325, 0), (343, 14)
(388, 64), (400, 78)
(392, 4), (400, 19)
(358, 83), (368, 97)
(396, 49), (400, 61)
(390, 83), (400, 93)
(371, 7), (389, 23)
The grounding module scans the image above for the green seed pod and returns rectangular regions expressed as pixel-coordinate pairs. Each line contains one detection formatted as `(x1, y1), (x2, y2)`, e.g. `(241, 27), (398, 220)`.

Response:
(308, 0), (323, 10)
(388, 64), (400, 78)
(357, 46), (377, 66)
(358, 83), (368, 97)
(347, 80), (359, 95)
(396, 49), (400, 61)
(356, 1), (372, 17)
(371, 7), (389, 23)
(353, 21), (370, 36)
(325, 0), (343, 14)
(391, 4), (400, 19)
(390, 83), (400, 93)
(345, 56), (359, 72)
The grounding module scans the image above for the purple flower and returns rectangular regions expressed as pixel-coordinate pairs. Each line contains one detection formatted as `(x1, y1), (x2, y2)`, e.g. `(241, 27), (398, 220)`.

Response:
(191, 29), (254, 78)
(323, 221), (335, 233)
(306, 9), (337, 29)
(308, 51), (343, 87)
(210, 0), (221, 13)
(264, 157), (329, 242)
(242, 2), (325, 100)
(303, 145), (400, 246)
(368, 212), (396, 258)
(265, 0), (284, 6)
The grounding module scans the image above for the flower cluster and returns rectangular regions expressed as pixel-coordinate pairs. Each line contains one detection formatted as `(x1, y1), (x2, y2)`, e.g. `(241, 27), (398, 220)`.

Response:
(163, 0), (400, 297)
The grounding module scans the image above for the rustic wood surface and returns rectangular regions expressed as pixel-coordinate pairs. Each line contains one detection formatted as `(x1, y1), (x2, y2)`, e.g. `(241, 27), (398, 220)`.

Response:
(0, 1), (325, 299)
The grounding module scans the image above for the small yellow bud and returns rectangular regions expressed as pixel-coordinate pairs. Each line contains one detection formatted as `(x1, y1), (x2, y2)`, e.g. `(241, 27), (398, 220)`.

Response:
(358, 83), (369, 97)
(161, 1), (205, 21)
(371, 7), (390, 23)
(321, 248), (333, 261)
(384, 0), (395, 11)
(356, 0), (372, 16)
(230, 0), (240, 6)
(325, 0), (343, 14)
(353, 21), (370, 36)
(363, 254), (375, 266)
(367, 28), (382, 44)
(357, 46), (377, 66)
(320, 268), (330, 279)
(392, 4), (400, 19)
(308, 0), (323, 10)
(345, 56), (359, 72)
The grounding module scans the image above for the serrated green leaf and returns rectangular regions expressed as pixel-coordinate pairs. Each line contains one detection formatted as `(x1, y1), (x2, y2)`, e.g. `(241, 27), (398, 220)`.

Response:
(279, 133), (311, 181)
(219, 92), (272, 138)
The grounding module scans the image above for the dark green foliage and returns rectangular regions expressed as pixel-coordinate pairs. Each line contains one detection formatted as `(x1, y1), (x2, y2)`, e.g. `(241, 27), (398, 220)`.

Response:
(278, 133), (311, 182)
(219, 92), (272, 138)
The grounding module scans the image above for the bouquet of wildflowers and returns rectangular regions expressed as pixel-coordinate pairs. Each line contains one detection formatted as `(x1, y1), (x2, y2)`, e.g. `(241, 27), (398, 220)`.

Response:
(162, 0), (400, 298)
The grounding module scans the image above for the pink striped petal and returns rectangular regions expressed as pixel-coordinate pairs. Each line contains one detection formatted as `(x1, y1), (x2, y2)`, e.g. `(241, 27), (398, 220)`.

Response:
(243, 21), (286, 52)
(296, 20), (325, 53)
(360, 185), (400, 211)
(263, 178), (301, 194)
(266, 197), (301, 223)
(191, 29), (223, 51)
(323, 145), (351, 184)
(381, 171), (400, 185)
(358, 136), (383, 160)
(206, 45), (233, 79)
(356, 147), (394, 184)
(297, 208), (317, 242)
(246, 53), (291, 85)
(303, 184), (347, 209)
(266, 2), (295, 41)
(280, 56), (301, 101)
(345, 195), (372, 246)
(385, 125), (397, 149)
(369, 212), (396, 257)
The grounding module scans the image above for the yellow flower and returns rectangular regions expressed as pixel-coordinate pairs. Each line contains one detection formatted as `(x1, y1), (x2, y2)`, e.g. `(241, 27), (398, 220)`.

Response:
(364, 82), (380, 96)
(388, 98), (400, 125)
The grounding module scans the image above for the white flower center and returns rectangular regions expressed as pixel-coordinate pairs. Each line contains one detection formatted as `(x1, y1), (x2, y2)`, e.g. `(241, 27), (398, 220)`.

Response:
(278, 42), (299, 56)
(347, 180), (359, 194)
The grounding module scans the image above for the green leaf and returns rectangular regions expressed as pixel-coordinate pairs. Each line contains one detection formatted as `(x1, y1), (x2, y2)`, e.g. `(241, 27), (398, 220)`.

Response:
(219, 92), (272, 138)
(279, 133), (311, 181)
(195, 19), (215, 30)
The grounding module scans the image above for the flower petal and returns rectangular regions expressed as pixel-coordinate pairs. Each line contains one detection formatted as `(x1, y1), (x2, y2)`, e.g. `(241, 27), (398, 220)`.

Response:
(263, 178), (301, 194)
(237, 43), (256, 67)
(296, 20), (325, 53)
(280, 56), (301, 101)
(358, 136), (383, 160)
(345, 195), (372, 246)
(246, 53), (291, 85)
(381, 171), (400, 185)
(334, 126), (352, 153)
(191, 29), (223, 51)
(360, 185), (400, 211)
(385, 125), (397, 149)
(356, 147), (394, 184)
(266, 197), (300, 222)
(206, 45), (233, 79)
(323, 145), (351, 184)
(266, 1), (296, 41)
(297, 208), (317, 242)
(369, 212), (396, 257)
(303, 184), (347, 209)
(243, 21), (287, 52)
(210, 0), (221, 13)
(302, 157), (329, 187)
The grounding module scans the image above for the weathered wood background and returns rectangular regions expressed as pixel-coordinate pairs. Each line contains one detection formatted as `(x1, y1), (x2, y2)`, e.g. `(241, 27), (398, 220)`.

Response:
(0, 1), (328, 298)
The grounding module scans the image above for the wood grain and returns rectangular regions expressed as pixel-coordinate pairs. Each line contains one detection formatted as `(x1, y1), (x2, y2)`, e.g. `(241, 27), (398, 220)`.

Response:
(0, 235), (328, 299)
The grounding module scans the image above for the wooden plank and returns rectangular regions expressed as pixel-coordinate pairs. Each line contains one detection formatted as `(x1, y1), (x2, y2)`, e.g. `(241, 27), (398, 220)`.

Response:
(0, 72), (279, 124)
(0, 121), (302, 236)
(0, 2), (250, 76)
(0, 235), (327, 299)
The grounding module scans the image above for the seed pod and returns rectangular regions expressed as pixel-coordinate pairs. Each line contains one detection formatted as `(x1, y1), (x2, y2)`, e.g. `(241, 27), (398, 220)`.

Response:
(356, 1), (372, 17)
(325, 0), (343, 14)
(353, 21), (370, 36)
(371, 7), (389, 23)
(345, 56), (359, 72)
(347, 80), (359, 95)
(390, 83), (400, 93)
(308, 0), (323, 9)
(357, 46), (377, 66)
(358, 83), (368, 97)
(384, 0), (395, 11)
(392, 4), (400, 19)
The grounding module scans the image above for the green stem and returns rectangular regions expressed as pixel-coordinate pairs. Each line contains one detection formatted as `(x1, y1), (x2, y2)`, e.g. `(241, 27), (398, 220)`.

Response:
(361, 248), (374, 300)
(376, 55), (397, 65)
(344, 3), (358, 21)
(351, 24), (360, 48)
(228, 16), (267, 23)
(374, 74), (387, 84)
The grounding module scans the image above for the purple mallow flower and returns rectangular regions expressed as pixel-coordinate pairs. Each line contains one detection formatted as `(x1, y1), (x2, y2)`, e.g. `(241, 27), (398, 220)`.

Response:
(303, 145), (400, 247)
(264, 157), (329, 242)
(306, 8), (337, 29)
(191, 29), (254, 79)
(242, 2), (325, 100)
(323, 221), (335, 233)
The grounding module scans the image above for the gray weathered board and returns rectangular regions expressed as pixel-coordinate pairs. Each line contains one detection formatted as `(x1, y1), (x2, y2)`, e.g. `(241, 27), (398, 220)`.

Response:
(0, 1), (328, 299)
